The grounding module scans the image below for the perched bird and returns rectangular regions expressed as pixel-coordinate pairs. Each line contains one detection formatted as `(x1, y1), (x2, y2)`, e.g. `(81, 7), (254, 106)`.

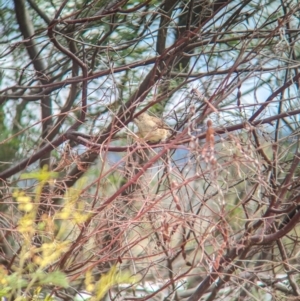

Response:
(133, 112), (171, 143)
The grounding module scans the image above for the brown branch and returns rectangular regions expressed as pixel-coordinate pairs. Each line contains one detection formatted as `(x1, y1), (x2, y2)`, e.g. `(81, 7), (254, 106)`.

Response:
(1, 106), (300, 181)
(248, 72), (300, 122)
(250, 202), (300, 245)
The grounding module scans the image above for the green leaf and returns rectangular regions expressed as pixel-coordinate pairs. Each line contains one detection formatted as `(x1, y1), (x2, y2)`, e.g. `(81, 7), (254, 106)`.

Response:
(36, 271), (69, 288)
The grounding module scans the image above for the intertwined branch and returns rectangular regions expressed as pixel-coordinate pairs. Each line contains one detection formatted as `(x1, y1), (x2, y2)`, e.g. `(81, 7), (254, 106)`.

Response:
(0, 0), (300, 300)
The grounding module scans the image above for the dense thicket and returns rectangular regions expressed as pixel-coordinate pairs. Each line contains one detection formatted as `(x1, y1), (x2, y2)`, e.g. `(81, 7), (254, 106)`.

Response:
(1, 0), (300, 300)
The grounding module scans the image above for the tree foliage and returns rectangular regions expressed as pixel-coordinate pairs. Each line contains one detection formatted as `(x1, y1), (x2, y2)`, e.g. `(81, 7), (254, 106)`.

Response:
(1, 0), (300, 300)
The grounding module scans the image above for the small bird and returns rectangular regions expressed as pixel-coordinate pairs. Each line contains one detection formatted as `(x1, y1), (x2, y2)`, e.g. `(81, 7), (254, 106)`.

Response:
(133, 112), (171, 143)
